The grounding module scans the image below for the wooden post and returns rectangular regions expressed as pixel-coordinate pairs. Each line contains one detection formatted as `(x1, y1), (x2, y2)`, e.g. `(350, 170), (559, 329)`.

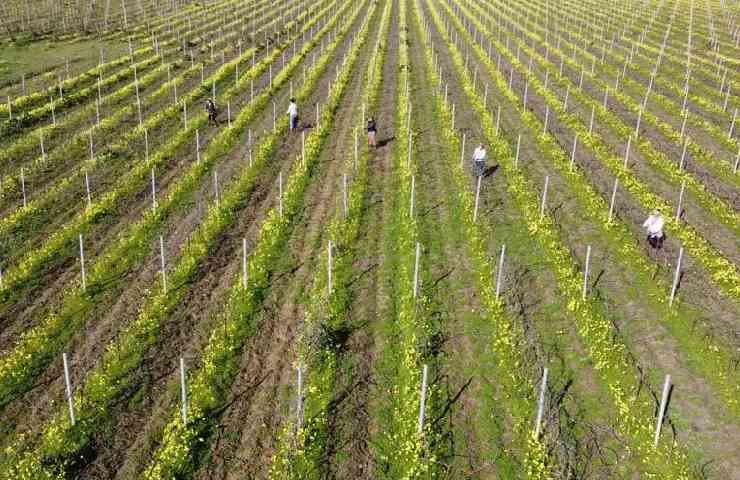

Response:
(20, 167), (27, 208)
(85, 171), (92, 210)
(669, 247), (684, 306)
(473, 174), (482, 223)
(79, 234), (86, 291)
(451, 103), (456, 130)
(354, 129), (358, 172)
(413, 242), (421, 300)
(734, 147), (739, 174)
(242, 238), (248, 289)
(51, 98), (56, 125)
(564, 85), (570, 110)
(535, 367), (548, 437)
(215, 170), (221, 208)
(417, 364), (429, 435)
(227, 102), (232, 128)
(62, 353), (76, 426)
(495, 105), (501, 135)
(89, 130), (94, 161)
(183, 101), (188, 128)
(407, 129), (412, 167)
(483, 83), (488, 109)
(327, 241), (333, 294)
(460, 133), (466, 168)
(570, 135), (578, 171)
(588, 105), (595, 134)
(160, 236), (167, 293)
(195, 129), (201, 163)
(634, 104), (644, 139)
(342, 173), (348, 218)
(582, 245), (591, 300)
(539, 176), (549, 220)
(180, 358), (187, 423)
(296, 365), (304, 431)
(151, 169), (157, 210)
(144, 129), (149, 161)
(623, 135), (632, 168)
(410, 175), (415, 217)
(653, 374), (671, 447)
(301, 131), (306, 168)
(543, 106), (549, 136)
(679, 113), (688, 139)
(679, 140), (688, 171)
(676, 181), (686, 221)
(514, 134), (521, 169)
(495, 244), (505, 300)
(729, 108), (737, 140)
(279, 171), (283, 218)
(608, 179), (619, 222)
(273, 101), (276, 131)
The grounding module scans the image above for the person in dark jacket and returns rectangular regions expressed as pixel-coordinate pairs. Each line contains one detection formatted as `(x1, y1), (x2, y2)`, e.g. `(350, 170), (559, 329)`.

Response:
(205, 99), (219, 126)
(367, 116), (377, 148)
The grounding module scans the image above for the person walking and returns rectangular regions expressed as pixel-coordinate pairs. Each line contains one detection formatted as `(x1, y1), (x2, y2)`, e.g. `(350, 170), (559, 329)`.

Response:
(287, 98), (298, 131)
(367, 116), (377, 148)
(472, 143), (487, 177)
(642, 210), (665, 250)
(205, 98), (219, 126)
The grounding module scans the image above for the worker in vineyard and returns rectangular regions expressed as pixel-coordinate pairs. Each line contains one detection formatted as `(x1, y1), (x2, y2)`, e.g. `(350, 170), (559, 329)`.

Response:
(367, 116), (377, 148)
(287, 98), (299, 131)
(205, 98), (219, 126)
(642, 210), (665, 250)
(472, 143), (487, 177)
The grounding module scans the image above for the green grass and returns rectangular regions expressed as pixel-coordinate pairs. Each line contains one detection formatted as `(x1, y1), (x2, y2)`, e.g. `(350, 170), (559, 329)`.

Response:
(0, 37), (128, 87)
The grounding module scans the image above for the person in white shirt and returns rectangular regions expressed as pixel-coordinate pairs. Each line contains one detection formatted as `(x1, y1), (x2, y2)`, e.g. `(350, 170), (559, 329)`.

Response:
(472, 143), (487, 177)
(642, 210), (665, 249)
(287, 98), (298, 131)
